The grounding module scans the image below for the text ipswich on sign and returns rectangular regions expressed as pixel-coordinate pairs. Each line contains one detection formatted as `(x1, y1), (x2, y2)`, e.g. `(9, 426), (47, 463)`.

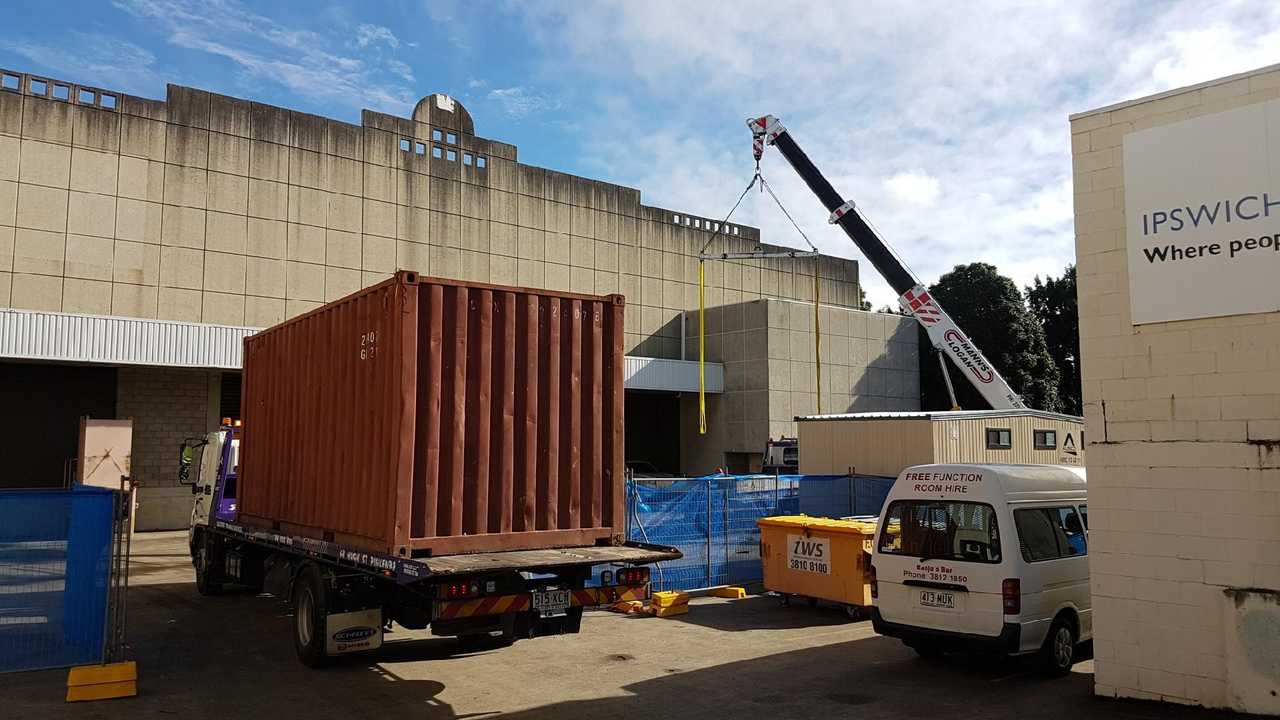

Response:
(1122, 98), (1280, 324)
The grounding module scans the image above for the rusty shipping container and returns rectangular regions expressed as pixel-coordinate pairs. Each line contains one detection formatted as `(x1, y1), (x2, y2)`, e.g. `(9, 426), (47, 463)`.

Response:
(237, 271), (626, 557)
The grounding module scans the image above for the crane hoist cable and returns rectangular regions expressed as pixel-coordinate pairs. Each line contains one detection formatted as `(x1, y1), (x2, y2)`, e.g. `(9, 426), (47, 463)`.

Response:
(695, 163), (826, 435)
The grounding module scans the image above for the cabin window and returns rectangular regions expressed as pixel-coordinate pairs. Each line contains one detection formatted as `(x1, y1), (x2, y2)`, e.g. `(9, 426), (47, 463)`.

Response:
(1033, 429), (1057, 450)
(985, 427), (1012, 450)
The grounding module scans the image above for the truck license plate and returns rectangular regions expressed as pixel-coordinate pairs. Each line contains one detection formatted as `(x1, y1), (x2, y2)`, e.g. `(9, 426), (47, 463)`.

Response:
(918, 590), (958, 611)
(533, 589), (570, 618)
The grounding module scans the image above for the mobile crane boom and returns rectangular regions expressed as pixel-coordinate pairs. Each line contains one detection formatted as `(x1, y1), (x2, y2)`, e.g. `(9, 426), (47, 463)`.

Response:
(748, 115), (1025, 410)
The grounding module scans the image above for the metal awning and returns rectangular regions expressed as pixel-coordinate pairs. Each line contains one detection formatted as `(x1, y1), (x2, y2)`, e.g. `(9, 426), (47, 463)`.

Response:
(0, 308), (724, 393)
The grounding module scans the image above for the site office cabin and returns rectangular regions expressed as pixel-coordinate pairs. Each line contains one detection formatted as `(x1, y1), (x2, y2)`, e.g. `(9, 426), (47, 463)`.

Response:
(870, 463), (1089, 674)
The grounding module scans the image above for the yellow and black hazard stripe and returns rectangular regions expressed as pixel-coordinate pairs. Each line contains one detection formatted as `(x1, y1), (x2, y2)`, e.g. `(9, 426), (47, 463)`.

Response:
(436, 585), (649, 620)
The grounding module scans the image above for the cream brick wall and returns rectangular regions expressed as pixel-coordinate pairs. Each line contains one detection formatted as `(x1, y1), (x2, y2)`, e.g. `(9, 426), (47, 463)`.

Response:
(1072, 65), (1280, 711)
(0, 73), (861, 363)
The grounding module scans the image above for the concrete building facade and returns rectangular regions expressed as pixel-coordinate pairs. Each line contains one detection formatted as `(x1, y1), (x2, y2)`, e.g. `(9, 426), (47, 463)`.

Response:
(1072, 65), (1280, 713)
(0, 68), (918, 528)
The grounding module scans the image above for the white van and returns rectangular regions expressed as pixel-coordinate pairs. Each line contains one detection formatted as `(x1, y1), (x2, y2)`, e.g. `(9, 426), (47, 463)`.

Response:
(870, 463), (1088, 674)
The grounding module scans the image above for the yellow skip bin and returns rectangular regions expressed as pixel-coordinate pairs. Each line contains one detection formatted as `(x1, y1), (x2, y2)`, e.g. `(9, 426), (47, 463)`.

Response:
(758, 516), (878, 614)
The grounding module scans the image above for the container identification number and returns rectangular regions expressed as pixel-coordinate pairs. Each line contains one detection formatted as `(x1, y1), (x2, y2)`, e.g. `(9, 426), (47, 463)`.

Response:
(360, 330), (377, 360)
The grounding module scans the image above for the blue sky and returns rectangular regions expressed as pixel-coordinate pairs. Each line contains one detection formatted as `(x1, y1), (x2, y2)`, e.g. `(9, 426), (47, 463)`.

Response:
(3, 0), (1279, 307)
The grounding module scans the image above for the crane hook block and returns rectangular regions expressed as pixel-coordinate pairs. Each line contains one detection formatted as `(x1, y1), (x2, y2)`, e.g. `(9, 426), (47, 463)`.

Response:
(828, 200), (857, 224)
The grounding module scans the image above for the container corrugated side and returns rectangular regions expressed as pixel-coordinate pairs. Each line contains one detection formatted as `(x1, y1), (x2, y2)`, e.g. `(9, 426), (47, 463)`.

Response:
(237, 271), (626, 557)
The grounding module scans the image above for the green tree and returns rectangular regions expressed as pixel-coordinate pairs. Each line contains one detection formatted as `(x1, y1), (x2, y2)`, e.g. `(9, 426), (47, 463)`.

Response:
(919, 263), (1061, 411)
(1026, 265), (1081, 415)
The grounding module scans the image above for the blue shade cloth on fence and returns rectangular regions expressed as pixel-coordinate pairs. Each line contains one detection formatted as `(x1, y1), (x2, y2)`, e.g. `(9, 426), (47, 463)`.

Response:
(0, 487), (114, 673)
(797, 474), (895, 518)
(599, 474), (895, 592)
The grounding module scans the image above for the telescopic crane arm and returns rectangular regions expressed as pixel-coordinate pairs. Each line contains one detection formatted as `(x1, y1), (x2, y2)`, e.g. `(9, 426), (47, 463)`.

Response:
(748, 115), (1026, 410)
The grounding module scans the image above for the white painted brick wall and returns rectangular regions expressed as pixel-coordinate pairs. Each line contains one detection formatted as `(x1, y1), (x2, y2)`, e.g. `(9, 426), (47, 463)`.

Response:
(1072, 66), (1280, 712)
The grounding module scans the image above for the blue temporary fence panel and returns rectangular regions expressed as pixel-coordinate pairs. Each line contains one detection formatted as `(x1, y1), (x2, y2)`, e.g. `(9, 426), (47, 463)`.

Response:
(613, 474), (889, 592)
(0, 487), (114, 673)
(797, 474), (896, 518)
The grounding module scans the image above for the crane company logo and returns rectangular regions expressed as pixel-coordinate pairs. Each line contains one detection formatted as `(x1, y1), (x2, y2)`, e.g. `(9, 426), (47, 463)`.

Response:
(943, 329), (995, 383)
(1062, 434), (1077, 455)
(1123, 99), (1280, 324)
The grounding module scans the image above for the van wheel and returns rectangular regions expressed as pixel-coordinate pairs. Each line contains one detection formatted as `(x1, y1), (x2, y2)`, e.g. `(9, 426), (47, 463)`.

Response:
(194, 534), (222, 596)
(1040, 616), (1077, 676)
(293, 565), (332, 668)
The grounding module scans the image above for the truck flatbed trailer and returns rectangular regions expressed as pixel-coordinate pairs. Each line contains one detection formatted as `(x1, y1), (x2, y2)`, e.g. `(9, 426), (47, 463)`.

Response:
(209, 518), (678, 580)
(186, 426), (681, 667)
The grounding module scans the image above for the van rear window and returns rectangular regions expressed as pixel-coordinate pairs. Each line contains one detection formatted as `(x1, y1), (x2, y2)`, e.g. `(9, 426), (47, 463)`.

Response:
(878, 500), (1001, 563)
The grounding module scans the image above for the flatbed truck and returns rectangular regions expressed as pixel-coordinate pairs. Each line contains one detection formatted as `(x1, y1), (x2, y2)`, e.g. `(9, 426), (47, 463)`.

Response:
(183, 425), (679, 667)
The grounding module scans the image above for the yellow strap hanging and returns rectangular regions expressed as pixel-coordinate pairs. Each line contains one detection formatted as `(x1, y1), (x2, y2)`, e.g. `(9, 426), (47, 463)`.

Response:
(813, 266), (822, 415)
(698, 260), (707, 434)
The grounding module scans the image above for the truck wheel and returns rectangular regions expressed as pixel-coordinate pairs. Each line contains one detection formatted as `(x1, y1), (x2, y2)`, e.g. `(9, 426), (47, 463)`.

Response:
(194, 534), (222, 596)
(1040, 615), (1077, 676)
(292, 565), (332, 668)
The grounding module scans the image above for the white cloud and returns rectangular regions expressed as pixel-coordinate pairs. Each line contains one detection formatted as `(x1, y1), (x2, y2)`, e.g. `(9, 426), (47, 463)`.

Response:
(355, 24), (399, 49)
(884, 171), (941, 209)
(516, 0), (1280, 308)
(487, 86), (561, 119)
(2, 32), (160, 95)
(113, 0), (417, 114)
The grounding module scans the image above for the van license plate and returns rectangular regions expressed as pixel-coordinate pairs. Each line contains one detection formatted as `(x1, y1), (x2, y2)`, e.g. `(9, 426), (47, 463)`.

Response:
(918, 590), (958, 611)
(533, 589), (570, 617)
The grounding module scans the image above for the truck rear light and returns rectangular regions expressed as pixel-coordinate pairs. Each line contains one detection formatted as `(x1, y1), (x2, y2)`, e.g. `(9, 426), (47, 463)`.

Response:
(617, 567), (649, 586)
(869, 565), (878, 599)
(1002, 578), (1020, 615)
(442, 581), (480, 600)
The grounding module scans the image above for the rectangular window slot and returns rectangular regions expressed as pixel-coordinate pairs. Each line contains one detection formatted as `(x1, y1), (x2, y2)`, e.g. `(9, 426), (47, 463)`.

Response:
(476, 156), (486, 169)
(684, 217), (691, 226)
(399, 138), (412, 152)
(101, 94), (117, 109)
(446, 132), (457, 144)
(672, 214), (680, 224)
(414, 141), (426, 155)
(446, 149), (457, 162)
(53, 84), (69, 100)
(2, 74), (20, 91)
(432, 128), (443, 142)
(29, 78), (47, 95)
(78, 88), (96, 104)
(463, 153), (473, 166)
(732, 227), (740, 236)
(432, 146), (443, 159)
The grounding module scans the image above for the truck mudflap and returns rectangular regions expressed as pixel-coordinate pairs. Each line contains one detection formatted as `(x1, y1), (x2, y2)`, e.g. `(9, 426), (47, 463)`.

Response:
(436, 586), (649, 621)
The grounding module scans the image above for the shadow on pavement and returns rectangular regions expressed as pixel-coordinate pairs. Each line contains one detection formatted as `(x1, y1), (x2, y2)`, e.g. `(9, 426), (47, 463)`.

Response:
(0, 582), (458, 720)
(663, 594), (856, 631)
(493, 634), (1245, 720)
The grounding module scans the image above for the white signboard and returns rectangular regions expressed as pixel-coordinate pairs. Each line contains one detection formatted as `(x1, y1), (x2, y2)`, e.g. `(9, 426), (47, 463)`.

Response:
(786, 534), (830, 574)
(1123, 100), (1280, 324)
